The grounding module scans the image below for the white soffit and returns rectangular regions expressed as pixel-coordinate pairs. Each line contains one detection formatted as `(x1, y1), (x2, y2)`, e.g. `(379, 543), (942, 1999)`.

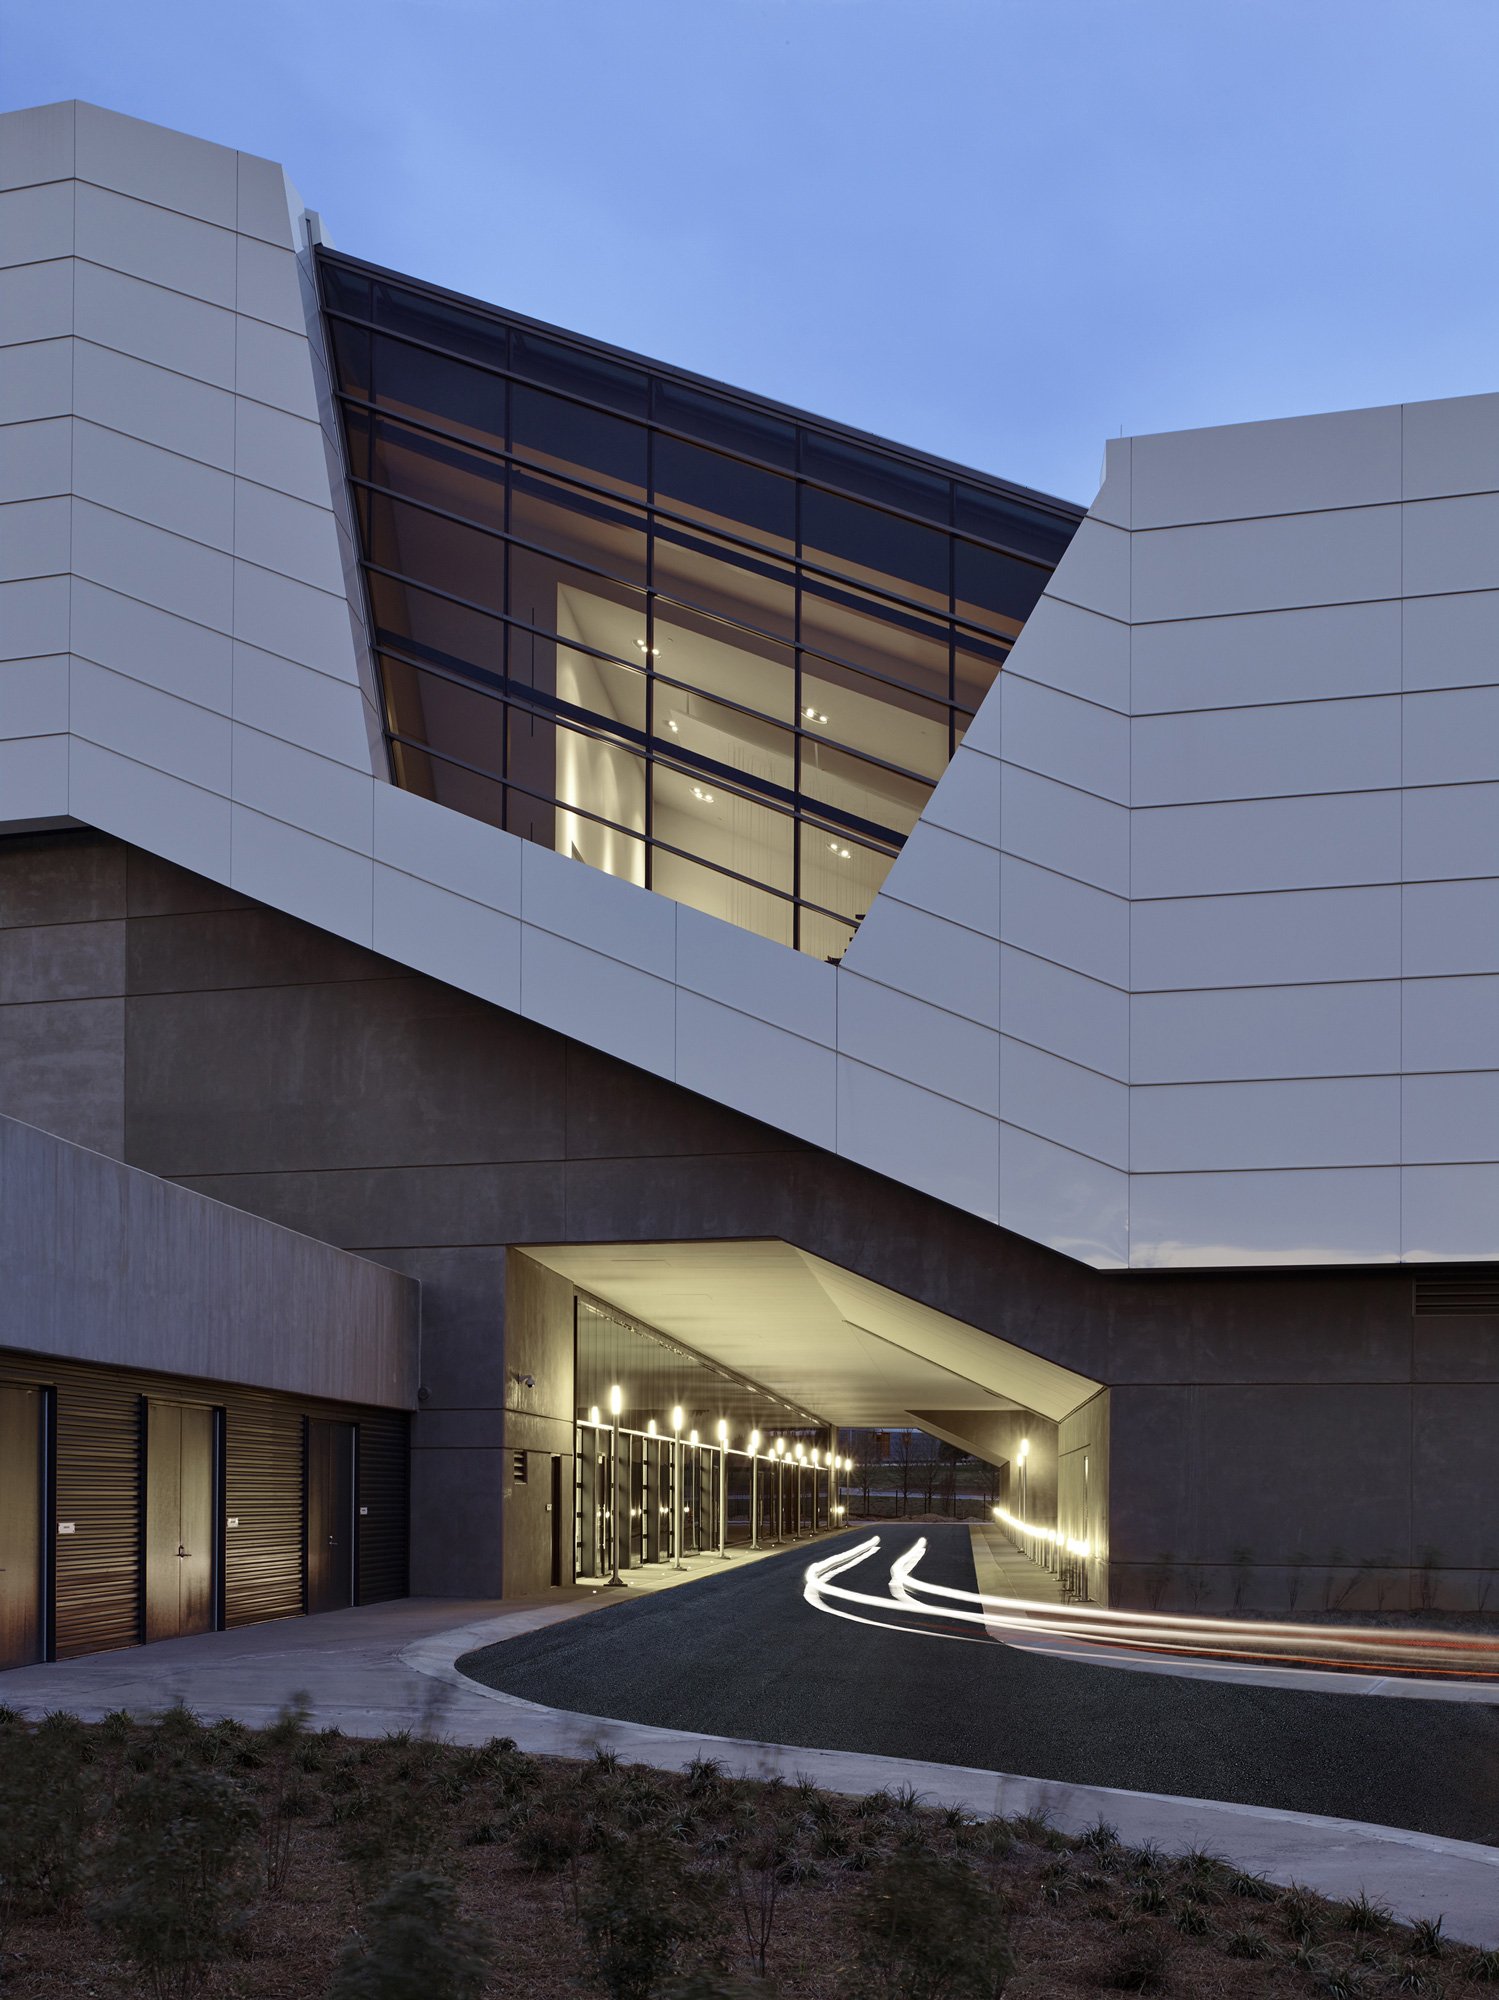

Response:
(521, 1238), (1098, 1425)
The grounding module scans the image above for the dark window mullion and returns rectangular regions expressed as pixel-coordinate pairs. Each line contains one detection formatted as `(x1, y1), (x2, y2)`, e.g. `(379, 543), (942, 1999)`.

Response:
(320, 286), (1079, 565)
(792, 432), (804, 955)
(644, 426), (655, 892)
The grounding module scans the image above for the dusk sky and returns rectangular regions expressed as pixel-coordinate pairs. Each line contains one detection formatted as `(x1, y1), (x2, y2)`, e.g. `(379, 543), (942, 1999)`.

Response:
(6, 0), (1497, 504)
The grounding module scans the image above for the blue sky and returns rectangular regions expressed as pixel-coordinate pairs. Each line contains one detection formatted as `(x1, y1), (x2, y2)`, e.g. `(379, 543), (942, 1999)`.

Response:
(6, 0), (1497, 503)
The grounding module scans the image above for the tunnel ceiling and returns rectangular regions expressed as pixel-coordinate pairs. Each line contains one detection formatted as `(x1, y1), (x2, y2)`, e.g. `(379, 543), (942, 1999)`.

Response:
(522, 1239), (1098, 1426)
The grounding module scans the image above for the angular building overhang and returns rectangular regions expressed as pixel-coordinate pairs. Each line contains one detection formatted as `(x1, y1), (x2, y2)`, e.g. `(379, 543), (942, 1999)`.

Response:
(523, 1239), (1098, 1428)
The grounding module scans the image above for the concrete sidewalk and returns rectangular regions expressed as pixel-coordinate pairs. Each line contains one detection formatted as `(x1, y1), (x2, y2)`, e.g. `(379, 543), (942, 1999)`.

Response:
(3, 1587), (1497, 1948)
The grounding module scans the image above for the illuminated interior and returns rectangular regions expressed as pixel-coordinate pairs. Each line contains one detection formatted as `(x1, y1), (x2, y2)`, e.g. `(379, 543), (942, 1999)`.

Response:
(321, 256), (1081, 959)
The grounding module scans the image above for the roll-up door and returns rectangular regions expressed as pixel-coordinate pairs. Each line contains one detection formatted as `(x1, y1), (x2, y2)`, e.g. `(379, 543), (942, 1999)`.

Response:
(0, 1383), (44, 1669)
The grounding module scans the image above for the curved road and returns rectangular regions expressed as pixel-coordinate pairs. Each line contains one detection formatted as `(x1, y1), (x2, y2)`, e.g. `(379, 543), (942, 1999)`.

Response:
(460, 1525), (1499, 1845)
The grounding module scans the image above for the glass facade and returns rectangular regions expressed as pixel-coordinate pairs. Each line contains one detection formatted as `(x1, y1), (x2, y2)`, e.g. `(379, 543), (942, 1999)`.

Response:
(573, 1297), (833, 1578)
(320, 254), (1082, 960)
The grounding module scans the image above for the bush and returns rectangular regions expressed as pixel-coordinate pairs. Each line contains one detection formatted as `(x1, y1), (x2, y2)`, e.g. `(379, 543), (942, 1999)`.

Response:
(0, 1717), (93, 1942)
(327, 1869), (489, 2000)
(580, 1829), (724, 2000)
(1096, 1931), (1170, 1993)
(337, 1762), (449, 1904)
(854, 1848), (1014, 2000)
(91, 1758), (257, 2000)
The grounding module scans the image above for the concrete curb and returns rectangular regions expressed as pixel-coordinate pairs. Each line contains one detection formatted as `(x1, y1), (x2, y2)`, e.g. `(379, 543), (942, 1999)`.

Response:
(413, 1612), (1499, 1949)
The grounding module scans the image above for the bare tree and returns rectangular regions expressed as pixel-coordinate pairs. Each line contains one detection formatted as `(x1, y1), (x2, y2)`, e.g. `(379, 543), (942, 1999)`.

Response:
(849, 1429), (880, 1518)
(918, 1434), (941, 1514)
(891, 1429), (917, 1518)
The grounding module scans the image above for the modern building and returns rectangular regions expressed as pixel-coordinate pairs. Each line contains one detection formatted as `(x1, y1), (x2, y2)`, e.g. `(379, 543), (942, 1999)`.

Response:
(2, 100), (1496, 1665)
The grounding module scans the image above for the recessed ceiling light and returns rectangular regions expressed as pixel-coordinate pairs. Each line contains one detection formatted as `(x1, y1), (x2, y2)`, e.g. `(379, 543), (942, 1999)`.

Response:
(692, 784), (715, 804)
(802, 705), (829, 725)
(666, 718), (680, 733)
(635, 638), (659, 656)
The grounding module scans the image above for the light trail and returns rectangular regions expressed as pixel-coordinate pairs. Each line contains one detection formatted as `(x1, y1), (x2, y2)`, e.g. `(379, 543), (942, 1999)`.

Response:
(802, 1536), (1499, 1683)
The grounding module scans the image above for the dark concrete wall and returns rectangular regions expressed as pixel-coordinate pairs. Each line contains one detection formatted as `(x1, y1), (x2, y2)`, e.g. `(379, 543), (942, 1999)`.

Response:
(3, 829), (1496, 1612)
(1058, 1392), (1110, 1602)
(0, 1111), (416, 1407)
(500, 1253), (578, 1597)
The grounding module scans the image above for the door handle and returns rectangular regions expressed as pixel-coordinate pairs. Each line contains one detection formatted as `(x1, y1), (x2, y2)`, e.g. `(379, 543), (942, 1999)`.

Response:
(177, 1546), (190, 1558)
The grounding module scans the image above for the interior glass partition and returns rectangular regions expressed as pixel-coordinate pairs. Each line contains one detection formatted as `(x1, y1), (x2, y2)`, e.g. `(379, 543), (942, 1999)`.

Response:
(320, 253), (1083, 960)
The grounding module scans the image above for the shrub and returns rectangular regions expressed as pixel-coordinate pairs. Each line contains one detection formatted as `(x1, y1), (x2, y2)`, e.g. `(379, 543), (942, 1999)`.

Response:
(91, 1758), (257, 2000)
(1226, 1869), (1276, 1902)
(1341, 1890), (1393, 1934)
(729, 1809), (794, 1976)
(580, 1829), (724, 2000)
(337, 1760), (449, 1904)
(854, 1848), (1014, 2000)
(326, 1869), (489, 2000)
(1075, 1817), (1121, 1860)
(0, 1718), (93, 1942)
(683, 1757), (725, 1799)
(1096, 1931), (1170, 1993)
(1408, 1915), (1444, 1957)
(1221, 1925), (1271, 1958)
(515, 1807), (587, 1876)
(261, 1695), (312, 1899)
(1278, 1883), (1323, 1944)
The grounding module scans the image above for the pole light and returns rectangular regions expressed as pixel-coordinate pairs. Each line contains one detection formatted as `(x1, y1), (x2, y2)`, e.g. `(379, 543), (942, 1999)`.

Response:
(716, 1419), (729, 1558)
(689, 1429), (700, 1552)
(606, 1385), (626, 1588)
(774, 1437), (786, 1545)
(793, 1442), (806, 1541)
(671, 1405), (685, 1570)
(748, 1429), (761, 1549)
(811, 1446), (821, 1533)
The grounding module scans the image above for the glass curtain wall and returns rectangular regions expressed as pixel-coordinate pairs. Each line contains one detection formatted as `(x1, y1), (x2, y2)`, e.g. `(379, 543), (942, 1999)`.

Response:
(319, 255), (1082, 961)
(573, 1298), (831, 1578)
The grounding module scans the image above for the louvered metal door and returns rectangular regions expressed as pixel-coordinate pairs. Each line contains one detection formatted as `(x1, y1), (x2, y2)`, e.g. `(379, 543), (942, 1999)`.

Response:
(0, 1384), (43, 1669)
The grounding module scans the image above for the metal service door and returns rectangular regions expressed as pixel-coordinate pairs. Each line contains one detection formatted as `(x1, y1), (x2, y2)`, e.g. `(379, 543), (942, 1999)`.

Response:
(0, 1384), (43, 1668)
(549, 1455), (565, 1586)
(144, 1401), (216, 1643)
(306, 1420), (355, 1614)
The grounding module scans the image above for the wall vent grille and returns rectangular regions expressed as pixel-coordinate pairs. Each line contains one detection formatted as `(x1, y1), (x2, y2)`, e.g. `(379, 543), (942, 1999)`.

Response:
(1412, 1278), (1499, 1316)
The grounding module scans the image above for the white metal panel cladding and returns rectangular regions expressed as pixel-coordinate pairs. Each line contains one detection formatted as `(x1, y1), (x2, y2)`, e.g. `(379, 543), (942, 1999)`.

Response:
(3, 102), (1498, 1270)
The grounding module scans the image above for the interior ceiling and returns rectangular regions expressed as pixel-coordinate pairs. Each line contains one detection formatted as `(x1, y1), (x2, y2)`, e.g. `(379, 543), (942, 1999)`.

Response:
(522, 1239), (1098, 1427)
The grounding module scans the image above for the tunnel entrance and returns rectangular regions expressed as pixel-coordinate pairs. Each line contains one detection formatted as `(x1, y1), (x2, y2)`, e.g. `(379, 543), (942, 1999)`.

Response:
(507, 1241), (1105, 1600)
